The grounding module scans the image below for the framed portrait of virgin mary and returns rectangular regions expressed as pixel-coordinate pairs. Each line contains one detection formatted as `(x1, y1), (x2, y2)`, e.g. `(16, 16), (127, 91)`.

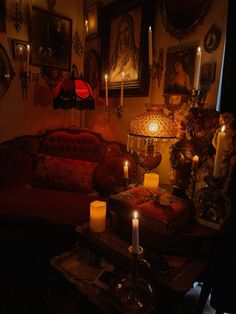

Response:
(100, 0), (156, 97)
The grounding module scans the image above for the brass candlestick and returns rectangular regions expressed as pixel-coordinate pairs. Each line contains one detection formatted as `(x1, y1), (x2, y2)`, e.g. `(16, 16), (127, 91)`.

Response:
(191, 166), (198, 200)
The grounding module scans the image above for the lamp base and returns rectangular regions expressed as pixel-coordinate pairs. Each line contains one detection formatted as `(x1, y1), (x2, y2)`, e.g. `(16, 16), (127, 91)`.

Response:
(137, 151), (162, 173)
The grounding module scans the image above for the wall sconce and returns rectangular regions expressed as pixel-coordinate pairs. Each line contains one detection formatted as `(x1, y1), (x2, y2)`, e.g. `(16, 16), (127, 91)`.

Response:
(19, 44), (31, 99)
(104, 73), (124, 119)
(7, 1), (30, 32)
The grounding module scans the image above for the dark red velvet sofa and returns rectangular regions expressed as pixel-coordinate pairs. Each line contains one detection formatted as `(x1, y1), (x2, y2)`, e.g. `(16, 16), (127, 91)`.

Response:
(0, 128), (136, 229)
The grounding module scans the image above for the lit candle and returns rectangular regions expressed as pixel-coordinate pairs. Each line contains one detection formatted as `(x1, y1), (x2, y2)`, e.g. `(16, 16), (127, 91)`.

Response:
(124, 160), (129, 179)
(193, 47), (202, 90)
(144, 172), (159, 193)
(90, 200), (107, 232)
(26, 44), (30, 76)
(132, 211), (139, 254)
(148, 26), (153, 68)
(85, 19), (88, 37)
(213, 125), (226, 178)
(105, 74), (108, 107)
(120, 71), (124, 107)
(192, 155), (199, 169)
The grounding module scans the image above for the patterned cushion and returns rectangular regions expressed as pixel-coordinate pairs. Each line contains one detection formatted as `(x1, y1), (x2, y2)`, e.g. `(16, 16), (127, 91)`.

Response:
(31, 154), (98, 193)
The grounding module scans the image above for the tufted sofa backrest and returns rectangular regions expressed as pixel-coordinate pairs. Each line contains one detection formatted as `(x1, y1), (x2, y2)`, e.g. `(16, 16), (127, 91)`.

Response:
(40, 130), (104, 162)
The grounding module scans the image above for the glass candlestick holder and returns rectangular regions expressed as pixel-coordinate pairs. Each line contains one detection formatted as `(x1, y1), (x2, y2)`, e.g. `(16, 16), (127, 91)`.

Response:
(112, 245), (156, 314)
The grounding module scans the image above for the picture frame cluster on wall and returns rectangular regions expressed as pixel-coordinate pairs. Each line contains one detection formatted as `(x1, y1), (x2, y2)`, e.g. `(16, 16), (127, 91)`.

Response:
(100, 0), (156, 97)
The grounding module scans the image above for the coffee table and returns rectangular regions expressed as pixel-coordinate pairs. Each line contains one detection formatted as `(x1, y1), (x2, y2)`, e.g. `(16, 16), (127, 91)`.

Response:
(50, 223), (209, 314)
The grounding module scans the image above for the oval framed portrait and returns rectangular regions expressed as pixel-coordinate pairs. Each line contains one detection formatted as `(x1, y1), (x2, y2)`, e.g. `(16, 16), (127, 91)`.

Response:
(84, 49), (100, 89)
(204, 24), (221, 53)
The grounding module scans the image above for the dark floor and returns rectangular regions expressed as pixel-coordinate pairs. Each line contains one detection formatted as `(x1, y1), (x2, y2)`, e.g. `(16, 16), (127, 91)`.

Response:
(0, 244), (218, 314)
(0, 223), (226, 314)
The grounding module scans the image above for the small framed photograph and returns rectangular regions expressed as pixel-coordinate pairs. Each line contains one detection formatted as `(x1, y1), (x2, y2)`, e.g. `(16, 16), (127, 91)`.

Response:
(12, 39), (29, 61)
(86, 3), (100, 41)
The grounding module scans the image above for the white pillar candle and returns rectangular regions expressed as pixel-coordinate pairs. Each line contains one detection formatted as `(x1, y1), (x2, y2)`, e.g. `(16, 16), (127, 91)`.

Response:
(105, 74), (108, 107)
(148, 26), (153, 68)
(193, 47), (202, 90)
(26, 44), (30, 76)
(192, 155), (199, 169)
(124, 160), (129, 179)
(213, 126), (226, 178)
(132, 211), (139, 254)
(120, 71), (124, 107)
(90, 200), (106, 232)
(144, 172), (159, 193)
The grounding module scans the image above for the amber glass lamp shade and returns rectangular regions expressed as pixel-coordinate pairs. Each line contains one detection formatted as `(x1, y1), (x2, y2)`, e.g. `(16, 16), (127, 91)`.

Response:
(127, 104), (177, 172)
(129, 104), (176, 138)
(53, 65), (95, 110)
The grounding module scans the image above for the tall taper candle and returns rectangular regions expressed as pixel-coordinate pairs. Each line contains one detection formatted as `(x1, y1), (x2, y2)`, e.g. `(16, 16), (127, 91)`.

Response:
(120, 71), (124, 107)
(213, 125), (225, 178)
(132, 211), (139, 253)
(105, 74), (108, 107)
(193, 47), (202, 90)
(124, 160), (129, 179)
(26, 45), (30, 76)
(148, 26), (153, 68)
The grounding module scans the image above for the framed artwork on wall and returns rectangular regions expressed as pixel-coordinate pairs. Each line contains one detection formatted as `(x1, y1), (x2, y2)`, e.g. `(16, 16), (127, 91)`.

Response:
(86, 3), (100, 41)
(100, 0), (156, 97)
(84, 49), (100, 89)
(30, 7), (72, 71)
(164, 42), (198, 95)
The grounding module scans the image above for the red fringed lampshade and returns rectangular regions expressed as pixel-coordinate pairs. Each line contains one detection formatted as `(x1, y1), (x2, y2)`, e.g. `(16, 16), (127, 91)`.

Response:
(53, 65), (95, 110)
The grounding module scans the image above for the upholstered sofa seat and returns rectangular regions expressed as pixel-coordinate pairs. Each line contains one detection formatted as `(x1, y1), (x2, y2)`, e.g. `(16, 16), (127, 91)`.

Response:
(0, 187), (97, 225)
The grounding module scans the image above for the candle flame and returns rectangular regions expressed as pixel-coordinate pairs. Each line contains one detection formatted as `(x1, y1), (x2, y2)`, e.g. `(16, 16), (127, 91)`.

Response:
(124, 160), (128, 167)
(221, 125), (225, 132)
(122, 71), (125, 79)
(105, 74), (108, 81)
(197, 46), (201, 53)
(27, 44), (30, 51)
(85, 19), (88, 26)
(149, 26), (152, 31)
(133, 211), (138, 219)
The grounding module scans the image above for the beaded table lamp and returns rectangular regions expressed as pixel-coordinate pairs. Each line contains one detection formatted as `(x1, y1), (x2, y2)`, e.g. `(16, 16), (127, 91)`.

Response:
(127, 104), (177, 172)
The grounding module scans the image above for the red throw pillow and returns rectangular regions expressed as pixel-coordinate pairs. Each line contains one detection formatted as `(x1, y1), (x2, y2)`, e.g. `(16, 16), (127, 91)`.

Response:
(31, 154), (98, 193)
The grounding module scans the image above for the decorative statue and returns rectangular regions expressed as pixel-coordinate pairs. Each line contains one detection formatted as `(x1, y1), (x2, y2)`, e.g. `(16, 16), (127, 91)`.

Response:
(212, 112), (236, 192)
